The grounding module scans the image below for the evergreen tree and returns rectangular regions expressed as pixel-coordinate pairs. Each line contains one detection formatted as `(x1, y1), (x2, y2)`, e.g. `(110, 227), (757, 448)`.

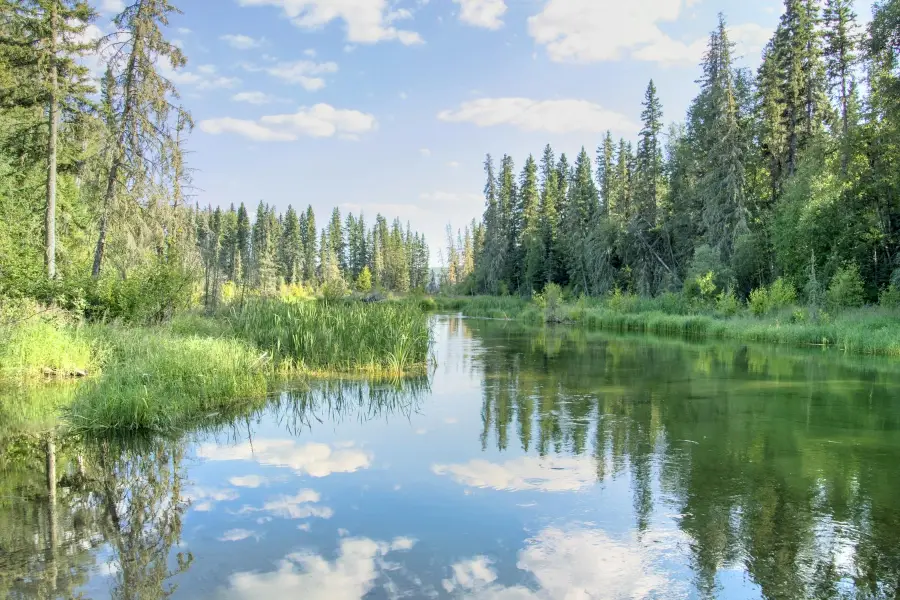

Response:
(822, 0), (860, 172)
(635, 80), (664, 227)
(280, 205), (300, 284)
(519, 155), (542, 293)
(597, 132), (615, 216)
(303, 205), (317, 283)
(498, 154), (519, 290)
(477, 155), (503, 294)
(539, 145), (561, 285)
(328, 207), (345, 275)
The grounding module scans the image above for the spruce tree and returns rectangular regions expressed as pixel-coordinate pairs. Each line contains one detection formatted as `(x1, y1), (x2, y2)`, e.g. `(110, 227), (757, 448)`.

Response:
(519, 154), (542, 293)
(822, 0), (859, 172)
(303, 205), (317, 283)
(539, 145), (561, 285)
(597, 132), (615, 216)
(635, 80), (664, 227)
(280, 205), (300, 284)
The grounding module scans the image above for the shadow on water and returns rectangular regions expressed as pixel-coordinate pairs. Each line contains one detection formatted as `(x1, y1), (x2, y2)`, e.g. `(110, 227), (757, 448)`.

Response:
(0, 316), (898, 598)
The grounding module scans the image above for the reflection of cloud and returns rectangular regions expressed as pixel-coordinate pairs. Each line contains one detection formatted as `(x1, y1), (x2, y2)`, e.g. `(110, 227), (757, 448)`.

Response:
(219, 529), (257, 542)
(198, 440), (371, 477)
(444, 527), (681, 599)
(220, 536), (416, 600)
(230, 475), (269, 488)
(432, 456), (596, 492)
(185, 487), (239, 511)
(243, 489), (333, 520)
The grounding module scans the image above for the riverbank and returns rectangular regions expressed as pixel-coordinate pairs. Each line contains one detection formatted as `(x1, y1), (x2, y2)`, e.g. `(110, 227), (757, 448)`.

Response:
(0, 298), (431, 434)
(434, 294), (900, 356)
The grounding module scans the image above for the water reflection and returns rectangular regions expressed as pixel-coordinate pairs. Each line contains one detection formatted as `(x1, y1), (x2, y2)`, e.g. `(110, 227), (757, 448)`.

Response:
(1, 317), (899, 599)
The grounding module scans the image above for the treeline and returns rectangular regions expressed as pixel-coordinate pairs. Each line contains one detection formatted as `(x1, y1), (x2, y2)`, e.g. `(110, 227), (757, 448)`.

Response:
(196, 202), (431, 306)
(445, 1), (900, 304)
(0, 1), (430, 321)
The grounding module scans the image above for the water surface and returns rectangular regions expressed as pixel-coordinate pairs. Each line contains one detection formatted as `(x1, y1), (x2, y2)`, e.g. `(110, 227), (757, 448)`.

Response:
(2, 316), (899, 599)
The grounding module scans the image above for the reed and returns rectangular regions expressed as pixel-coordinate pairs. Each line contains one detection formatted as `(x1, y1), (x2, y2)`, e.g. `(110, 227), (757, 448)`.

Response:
(0, 313), (94, 381)
(229, 299), (431, 377)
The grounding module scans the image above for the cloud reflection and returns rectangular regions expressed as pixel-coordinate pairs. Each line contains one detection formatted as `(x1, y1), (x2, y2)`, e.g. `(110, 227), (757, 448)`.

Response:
(198, 440), (371, 477)
(219, 536), (417, 600)
(444, 527), (682, 599)
(432, 456), (597, 492)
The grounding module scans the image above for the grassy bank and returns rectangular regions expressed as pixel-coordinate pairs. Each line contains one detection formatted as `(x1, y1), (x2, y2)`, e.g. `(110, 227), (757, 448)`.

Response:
(1, 298), (432, 434)
(435, 294), (900, 356)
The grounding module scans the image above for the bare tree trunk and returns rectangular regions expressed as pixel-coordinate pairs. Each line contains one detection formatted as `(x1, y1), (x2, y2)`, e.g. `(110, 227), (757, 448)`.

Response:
(45, 0), (59, 280)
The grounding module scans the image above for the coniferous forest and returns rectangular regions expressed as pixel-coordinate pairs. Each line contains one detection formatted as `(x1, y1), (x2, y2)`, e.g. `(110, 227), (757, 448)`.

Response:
(443, 1), (900, 310)
(0, 0), (429, 321)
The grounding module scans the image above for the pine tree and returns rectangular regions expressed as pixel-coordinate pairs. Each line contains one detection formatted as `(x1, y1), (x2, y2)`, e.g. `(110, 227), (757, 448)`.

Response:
(328, 207), (345, 275)
(519, 155), (542, 293)
(498, 154), (519, 291)
(92, 0), (192, 278)
(236, 202), (250, 286)
(280, 205), (300, 284)
(477, 155), (503, 294)
(635, 80), (664, 227)
(822, 0), (859, 172)
(597, 132), (615, 216)
(539, 145), (561, 285)
(303, 205), (317, 283)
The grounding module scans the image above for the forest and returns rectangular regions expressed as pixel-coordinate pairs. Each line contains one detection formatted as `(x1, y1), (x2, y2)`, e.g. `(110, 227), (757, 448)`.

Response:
(441, 0), (900, 315)
(0, 0), (430, 324)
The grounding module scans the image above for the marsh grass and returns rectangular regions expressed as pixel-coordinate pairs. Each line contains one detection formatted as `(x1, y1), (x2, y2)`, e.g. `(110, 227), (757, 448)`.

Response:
(438, 295), (900, 356)
(0, 313), (95, 381)
(229, 299), (431, 377)
(68, 327), (271, 433)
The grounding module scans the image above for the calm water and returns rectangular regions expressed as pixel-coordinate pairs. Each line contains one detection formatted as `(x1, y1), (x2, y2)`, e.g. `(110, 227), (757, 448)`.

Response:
(2, 316), (900, 599)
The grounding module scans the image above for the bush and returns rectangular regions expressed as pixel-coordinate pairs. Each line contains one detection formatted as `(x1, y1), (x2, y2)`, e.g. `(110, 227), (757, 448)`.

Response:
(606, 287), (639, 314)
(715, 290), (742, 317)
(748, 287), (770, 317)
(321, 277), (350, 302)
(748, 278), (796, 317)
(536, 282), (563, 322)
(356, 266), (373, 293)
(879, 285), (900, 308)
(85, 259), (195, 323)
(827, 263), (865, 309)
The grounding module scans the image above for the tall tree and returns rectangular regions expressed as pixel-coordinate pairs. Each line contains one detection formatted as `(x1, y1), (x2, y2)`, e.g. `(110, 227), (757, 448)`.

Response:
(302, 205), (317, 283)
(92, 0), (192, 278)
(822, 0), (859, 172)
(519, 154), (542, 293)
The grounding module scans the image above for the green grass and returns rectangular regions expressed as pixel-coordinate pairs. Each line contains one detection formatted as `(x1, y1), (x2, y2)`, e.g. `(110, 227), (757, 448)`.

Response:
(0, 314), (95, 381)
(437, 295), (900, 356)
(68, 327), (271, 433)
(229, 299), (431, 377)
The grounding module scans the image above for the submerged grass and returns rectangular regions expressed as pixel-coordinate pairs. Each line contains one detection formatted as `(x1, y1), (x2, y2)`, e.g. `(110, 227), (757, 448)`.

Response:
(438, 296), (900, 356)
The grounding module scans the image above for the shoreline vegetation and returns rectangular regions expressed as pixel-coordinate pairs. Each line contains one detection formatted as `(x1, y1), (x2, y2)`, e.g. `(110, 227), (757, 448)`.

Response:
(434, 284), (900, 357)
(0, 296), (431, 434)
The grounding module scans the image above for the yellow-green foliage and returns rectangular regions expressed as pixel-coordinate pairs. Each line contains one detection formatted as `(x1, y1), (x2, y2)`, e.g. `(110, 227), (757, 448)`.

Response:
(749, 278), (797, 316)
(606, 287), (640, 314)
(0, 306), (94, 380)
(827, 263), (865, 309)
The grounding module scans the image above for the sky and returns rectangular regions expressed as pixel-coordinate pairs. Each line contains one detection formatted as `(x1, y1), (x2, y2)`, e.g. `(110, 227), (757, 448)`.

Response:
(94, 0), (876, 263)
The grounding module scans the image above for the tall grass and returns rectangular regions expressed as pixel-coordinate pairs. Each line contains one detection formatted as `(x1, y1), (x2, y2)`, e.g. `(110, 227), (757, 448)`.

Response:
(0, 311), (94, 381)
(68, 327), (271, 433)
(230, 299), (431, 376)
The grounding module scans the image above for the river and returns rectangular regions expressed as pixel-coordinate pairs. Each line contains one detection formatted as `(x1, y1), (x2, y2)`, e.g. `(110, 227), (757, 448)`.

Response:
(1, 315), (899, 598)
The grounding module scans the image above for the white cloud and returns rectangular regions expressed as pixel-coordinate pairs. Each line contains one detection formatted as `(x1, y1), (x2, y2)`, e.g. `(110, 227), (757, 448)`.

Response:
(447, 161), (460, 169)
(158, 60), (240, 90)
(177, 27), (193, 34)
(221, 33), (265, 49)
(438, 98), (638, 134)
(243, 59), (339, 91)
(527, 0), (767, 67)
(98, 0), (124, 14)
(219, 529), (257, 542)
(199, 117), (297, 142)
(196, 439), (373, 475)
(304, 48), (317, 57)
(229, 475), (269, 488)
(232, 91), (279, 105)
(220, 536), (415, 600)
(236, 0), (424, 45)
(454, 0), (507, 30)
(432, 456), (597, 492)
(419, 148), (431, 157)
(256, 489), (334, 519)
(185, 487), (239, 512)
(443, 527), (683, 599)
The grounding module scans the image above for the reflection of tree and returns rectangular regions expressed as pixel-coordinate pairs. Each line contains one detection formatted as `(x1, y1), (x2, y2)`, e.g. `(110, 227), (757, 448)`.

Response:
(86, 437), (193, 600)
(466, 318), (900, 599)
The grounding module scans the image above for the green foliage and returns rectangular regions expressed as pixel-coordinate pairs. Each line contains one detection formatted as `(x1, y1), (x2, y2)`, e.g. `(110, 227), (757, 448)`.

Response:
(715, 290), (742, 317)
(606, 287), (640, 314)
(356, 266), (373, 293)
(749, 278), (797, 317)
(535, 282), (563, 322)
(827, 263), (865, 309)
(0, 302), (94, 381)
(879, 285), (900, 308)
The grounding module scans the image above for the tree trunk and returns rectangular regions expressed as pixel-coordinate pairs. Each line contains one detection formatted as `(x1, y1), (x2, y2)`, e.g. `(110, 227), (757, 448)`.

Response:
(45, 0), (59, 280)
(46, 434), (58, 594)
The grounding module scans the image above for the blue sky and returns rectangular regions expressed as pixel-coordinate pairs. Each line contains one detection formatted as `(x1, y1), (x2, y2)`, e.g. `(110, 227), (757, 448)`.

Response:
(98, 0), (875, 262)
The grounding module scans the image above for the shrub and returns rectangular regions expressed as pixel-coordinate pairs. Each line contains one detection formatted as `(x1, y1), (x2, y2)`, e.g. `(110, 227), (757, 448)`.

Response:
(356, 266), (373, 293)
(768, 277), (797, 309)
(715, 290), (742, 317)
(321, 277), (350, 302)
(606, 287), (639, 314)
(748, 287), (770, 317)
(537, 282), (563, 322)
(827, 263), (865, 309)
(879, 285), (900, 308)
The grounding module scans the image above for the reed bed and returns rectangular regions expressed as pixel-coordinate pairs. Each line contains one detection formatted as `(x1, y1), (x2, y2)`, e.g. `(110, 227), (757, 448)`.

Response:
(0, 315), (95, 381)
(229, 299), (431, 376)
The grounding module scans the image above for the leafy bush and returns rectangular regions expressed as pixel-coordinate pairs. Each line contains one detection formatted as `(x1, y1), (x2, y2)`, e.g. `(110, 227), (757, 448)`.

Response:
(84, 260), (195, 323)
(827, 263), (865, 309)
(321, 276), (350, 302)
(748, 287), (770, 317)
(715, 290), (742, 317)
(606, 287), (640, 314)
(748, 278), (796, 317)
(356, 266), (373, 293)
(536, 282), (563, 322)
